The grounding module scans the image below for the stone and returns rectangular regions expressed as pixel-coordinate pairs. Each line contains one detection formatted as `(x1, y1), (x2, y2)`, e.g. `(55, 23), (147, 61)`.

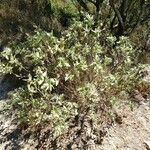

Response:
(144, 141), (150, 150)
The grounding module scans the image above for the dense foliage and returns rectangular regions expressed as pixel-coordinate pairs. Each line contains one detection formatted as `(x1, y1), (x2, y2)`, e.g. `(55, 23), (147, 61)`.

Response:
(0, 16), (142, 137)
(1, 0), (149, 43)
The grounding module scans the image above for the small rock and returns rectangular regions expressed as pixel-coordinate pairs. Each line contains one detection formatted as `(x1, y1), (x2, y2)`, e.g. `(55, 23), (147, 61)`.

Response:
(132, 90), (145, 104)
(144, 141), (150, 150)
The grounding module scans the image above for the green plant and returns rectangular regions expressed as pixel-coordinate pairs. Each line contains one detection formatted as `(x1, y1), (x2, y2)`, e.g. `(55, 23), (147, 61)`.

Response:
(0, 15), (140, 137)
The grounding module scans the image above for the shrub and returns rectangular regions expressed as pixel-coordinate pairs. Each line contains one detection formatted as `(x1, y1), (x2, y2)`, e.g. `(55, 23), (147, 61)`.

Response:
(0, 15), (140, 137)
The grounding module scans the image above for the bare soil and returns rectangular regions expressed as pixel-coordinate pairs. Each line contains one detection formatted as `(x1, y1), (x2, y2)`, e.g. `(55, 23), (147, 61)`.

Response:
(99, 101), (150, 150)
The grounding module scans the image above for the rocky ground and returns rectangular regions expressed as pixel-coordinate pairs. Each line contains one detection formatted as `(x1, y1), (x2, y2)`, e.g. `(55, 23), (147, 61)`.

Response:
(99, 101), (150, 150)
